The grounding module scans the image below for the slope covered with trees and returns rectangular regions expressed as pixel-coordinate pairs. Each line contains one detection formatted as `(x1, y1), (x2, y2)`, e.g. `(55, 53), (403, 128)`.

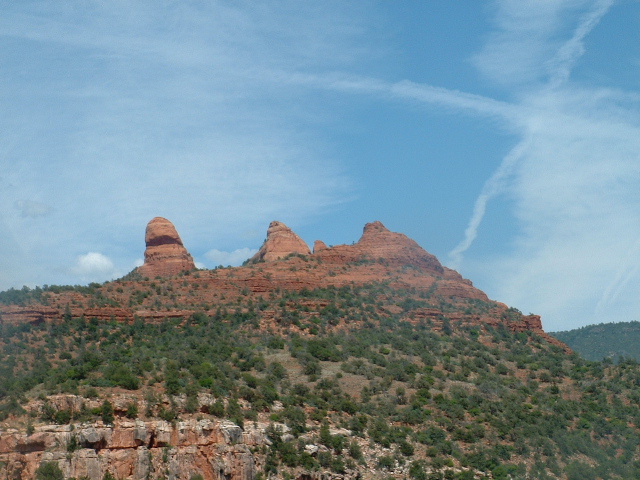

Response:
(2, 281), (640, 479)
(552, 321), (640, 362)
(1, 220), (639, 479)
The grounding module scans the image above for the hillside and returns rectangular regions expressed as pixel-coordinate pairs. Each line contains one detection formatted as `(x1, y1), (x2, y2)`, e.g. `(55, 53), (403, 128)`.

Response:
(1, 218), (639, 480)
(551, 321), (640, 362)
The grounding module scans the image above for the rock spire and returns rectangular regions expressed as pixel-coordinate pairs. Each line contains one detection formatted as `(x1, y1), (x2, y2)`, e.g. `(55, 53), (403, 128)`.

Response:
(137, 217), (195, 277)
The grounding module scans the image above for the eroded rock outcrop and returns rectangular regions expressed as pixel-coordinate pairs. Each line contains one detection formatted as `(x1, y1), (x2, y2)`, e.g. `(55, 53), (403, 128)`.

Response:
(0, 217), (559, 349)
(250, 221), (311, 262)
(137, 217), (195, 277)
(313, 221), (444, 273)
(0, 417), (262, 480)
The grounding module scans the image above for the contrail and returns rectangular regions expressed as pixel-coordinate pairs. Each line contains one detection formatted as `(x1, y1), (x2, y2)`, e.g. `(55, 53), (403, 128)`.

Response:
(280, 71), (518, 122)
(448, 137), (530, 270)
(547, 0), (615, 88)
(448, 0), (613, 269)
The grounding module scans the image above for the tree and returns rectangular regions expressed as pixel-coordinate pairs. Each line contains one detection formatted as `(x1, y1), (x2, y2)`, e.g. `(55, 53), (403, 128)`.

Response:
(101, 399), (115, 425)
(35, 462), (64, 480)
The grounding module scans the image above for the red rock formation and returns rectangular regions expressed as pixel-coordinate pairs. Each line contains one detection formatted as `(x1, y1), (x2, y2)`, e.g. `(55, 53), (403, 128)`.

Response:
(0, 306), (58, 325)
(313, 221), (444, 273)
(357, 221), (444, 271)
(0, 218), (567, 352)
(137, 217), (195, 277)
(0, 411), (262, 480)
(250, 221), (311, 262)
(313, 240), (328, 253)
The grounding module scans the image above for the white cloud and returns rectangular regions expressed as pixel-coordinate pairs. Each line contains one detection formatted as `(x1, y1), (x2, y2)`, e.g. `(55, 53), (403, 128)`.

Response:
(204, 248), (258, 267)
(72, 252), (117, 281)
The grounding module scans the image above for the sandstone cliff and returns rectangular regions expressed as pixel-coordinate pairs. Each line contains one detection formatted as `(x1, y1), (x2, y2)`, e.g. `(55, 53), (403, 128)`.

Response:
(137, 217), (195, 278)
(0, 413), (259, 480)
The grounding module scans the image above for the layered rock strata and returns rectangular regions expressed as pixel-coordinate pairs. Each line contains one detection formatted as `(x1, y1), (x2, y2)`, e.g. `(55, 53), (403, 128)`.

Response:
(137, 217), (195, 277)
(0, 416), (260, 480)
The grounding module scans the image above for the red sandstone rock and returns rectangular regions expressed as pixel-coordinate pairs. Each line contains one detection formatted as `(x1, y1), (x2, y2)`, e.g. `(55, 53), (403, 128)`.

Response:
(0, 218), (566, 354)
(0, 417), (261, 480)
(137, 217), (195, 277)
(356, 221), (444, 272)
(250, 221), (311, 262)
(0, 305), (58, 324)
(313, 240), (328, 253)
(313, 221), (444, 274)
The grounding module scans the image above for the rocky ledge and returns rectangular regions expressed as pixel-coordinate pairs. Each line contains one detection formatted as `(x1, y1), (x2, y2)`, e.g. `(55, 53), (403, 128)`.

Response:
(0, 414), (260, 480)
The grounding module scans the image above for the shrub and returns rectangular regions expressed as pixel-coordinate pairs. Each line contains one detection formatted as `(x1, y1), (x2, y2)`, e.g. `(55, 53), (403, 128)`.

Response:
(209, 399), (225, 417)
(101, 399), (114, 425)
(125, 402), (138, 419)
(409, 460), (427, 480)
(348, 440), (363, 460)
(35, 462), (64, 480)
(398, 439), (415, 456)
(377, 455), (395, 470)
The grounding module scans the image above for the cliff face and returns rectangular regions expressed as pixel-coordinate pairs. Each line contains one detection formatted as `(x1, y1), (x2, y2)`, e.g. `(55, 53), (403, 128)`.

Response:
(0, 394), (262, 480)
(137, 217), (195, 278)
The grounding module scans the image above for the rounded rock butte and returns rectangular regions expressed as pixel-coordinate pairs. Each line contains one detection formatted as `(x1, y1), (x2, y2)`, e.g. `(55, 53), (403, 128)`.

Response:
(250, 221), (311, 262)
(137, 217), (196, 277)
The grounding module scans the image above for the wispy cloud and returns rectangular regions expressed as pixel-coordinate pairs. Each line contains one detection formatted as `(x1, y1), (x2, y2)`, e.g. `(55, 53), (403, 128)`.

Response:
(546, 0), (615, 88)
(453, 0), (640, 330)
(0, 2), (361, 289)
(449, 0), (613, 268)
(472, 0), (612, 89)
(283, 72), (520, 123)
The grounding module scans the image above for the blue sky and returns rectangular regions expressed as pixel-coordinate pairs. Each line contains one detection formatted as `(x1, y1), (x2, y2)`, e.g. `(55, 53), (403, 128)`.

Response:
(2, 0), (640, 331)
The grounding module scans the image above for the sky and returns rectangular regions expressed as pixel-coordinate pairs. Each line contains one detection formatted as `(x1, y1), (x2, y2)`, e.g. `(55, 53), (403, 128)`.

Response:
(2, 1), (640, 332)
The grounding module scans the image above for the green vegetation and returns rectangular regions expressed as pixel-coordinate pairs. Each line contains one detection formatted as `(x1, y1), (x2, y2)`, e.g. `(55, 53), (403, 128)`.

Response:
(552, 320), (640, 361)
(3, 282), (640, 478)
(35, 462), (64, 480)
